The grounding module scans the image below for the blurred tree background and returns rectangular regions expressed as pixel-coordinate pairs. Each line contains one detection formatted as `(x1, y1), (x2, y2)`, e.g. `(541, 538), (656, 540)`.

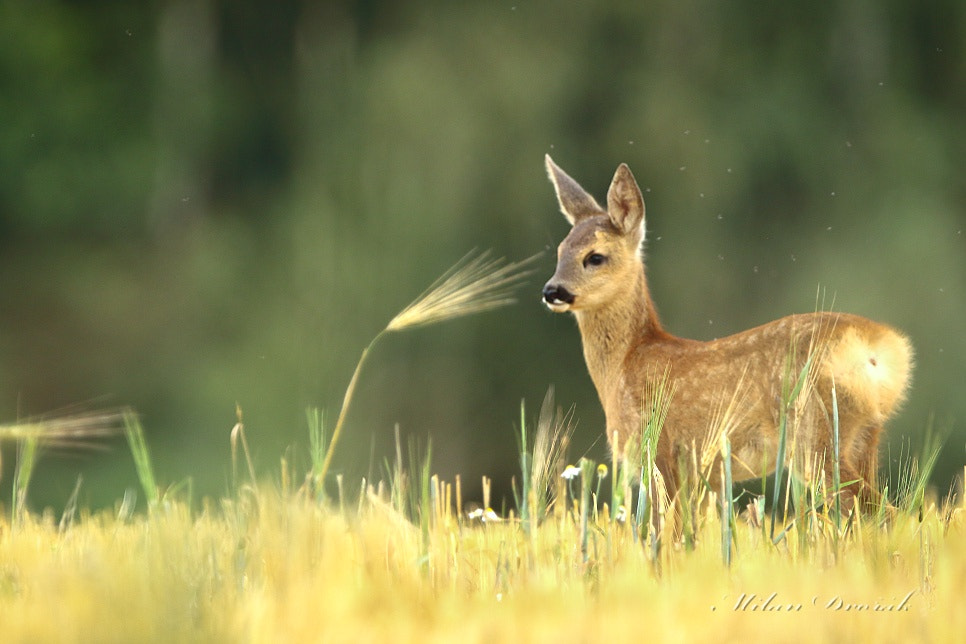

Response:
(1, 0), (963, 511)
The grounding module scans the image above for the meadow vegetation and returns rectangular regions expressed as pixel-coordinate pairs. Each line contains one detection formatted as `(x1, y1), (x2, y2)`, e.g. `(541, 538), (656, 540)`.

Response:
(0, 401), (962, 643)
(1, 252), (962, 643)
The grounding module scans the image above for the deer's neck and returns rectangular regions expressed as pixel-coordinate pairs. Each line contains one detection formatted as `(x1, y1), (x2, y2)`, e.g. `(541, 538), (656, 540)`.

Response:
(574, 265), (663, 401)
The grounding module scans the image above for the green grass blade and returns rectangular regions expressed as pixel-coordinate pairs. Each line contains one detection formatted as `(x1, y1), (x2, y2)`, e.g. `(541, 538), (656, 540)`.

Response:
(831, 378), (842, 531)
(124, 411), (160, 510)
(517, 398), (530, 527)
(306, 407), (327, 501)
(721, 436), (733, 567)
(770, 342), (813, 542)
(12, 435), (39, 525)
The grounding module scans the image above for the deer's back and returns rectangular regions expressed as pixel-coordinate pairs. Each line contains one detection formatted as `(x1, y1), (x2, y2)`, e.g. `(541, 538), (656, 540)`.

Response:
(616, 312), (912, 463)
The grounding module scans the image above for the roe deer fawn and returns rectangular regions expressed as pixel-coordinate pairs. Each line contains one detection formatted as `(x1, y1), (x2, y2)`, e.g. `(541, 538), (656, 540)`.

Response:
(541, 155), (912, 513)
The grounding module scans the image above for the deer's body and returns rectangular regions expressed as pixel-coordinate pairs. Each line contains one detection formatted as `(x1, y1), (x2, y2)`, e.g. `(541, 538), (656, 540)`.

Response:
(542, 156), (912, 509)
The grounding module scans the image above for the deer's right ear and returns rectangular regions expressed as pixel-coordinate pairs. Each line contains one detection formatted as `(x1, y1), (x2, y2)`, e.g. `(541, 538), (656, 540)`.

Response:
(545, 154), (603, 225)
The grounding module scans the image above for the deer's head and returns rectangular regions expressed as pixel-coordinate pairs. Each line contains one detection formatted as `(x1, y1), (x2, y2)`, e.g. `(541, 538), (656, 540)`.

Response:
(542, 155), (647, 313)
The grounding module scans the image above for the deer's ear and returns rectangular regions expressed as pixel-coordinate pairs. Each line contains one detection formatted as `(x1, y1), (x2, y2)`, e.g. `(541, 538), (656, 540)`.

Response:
(545, 155), (603, 225)
(606, 163), (645, 238)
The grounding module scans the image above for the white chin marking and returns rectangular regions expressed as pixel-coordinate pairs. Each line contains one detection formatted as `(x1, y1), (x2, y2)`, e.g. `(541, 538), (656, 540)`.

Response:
(544, 300), (571, 313)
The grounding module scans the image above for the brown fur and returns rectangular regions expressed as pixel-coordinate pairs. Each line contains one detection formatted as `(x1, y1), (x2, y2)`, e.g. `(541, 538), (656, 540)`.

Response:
(542, 155), (913, 512)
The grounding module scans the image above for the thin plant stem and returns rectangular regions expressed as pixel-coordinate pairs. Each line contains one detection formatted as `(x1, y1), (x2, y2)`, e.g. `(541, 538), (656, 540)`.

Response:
(831, 377), (842, 531)
(317, 333), (384, 485)
(315, 251), (535, 488)
(721, 435), (733, 567)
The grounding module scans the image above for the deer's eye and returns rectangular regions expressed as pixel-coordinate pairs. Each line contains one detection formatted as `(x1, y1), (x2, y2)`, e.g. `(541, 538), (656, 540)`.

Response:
(584, 252), (606, 268)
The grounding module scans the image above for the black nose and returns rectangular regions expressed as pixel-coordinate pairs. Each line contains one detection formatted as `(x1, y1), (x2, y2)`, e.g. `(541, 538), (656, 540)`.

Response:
(543, 284), (575, 305)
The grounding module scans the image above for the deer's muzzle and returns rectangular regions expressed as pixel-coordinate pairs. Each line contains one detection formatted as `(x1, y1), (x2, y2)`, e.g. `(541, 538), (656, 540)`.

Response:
(542, 283), (575, 312)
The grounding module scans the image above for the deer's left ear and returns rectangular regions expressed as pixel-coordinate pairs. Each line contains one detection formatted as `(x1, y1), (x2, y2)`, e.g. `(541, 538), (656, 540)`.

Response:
(606, 163), (645, 239)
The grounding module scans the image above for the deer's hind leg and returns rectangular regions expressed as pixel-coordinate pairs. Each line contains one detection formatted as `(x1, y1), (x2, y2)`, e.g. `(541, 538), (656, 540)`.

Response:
(834, 424), (884, 514)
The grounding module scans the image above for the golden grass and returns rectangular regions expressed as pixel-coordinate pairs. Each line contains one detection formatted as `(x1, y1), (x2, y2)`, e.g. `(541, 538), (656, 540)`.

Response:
(2, 258), (960, 642)
(386, 250), (536, 332)
(0, 477), (963, 643)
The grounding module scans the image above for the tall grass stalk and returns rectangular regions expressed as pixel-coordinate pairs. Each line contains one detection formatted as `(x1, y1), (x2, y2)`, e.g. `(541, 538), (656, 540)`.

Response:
(594, 463), (608, 522)
(59, 475), (84, 533)
(892, 417), (946, 513)
(405, 437), (433, 572)
(720, 435), (733, 567)
(515, 387), (574, 533)
(700, 366), (748, 497)
(635, 366), (675, 547)
(390, 424), (407, 515)
(304, 407), (326, 501)
(229, 404), (257, 492)
(578, 457), (594, 563)
(610, 431), (623, 523)
(515, 398), (530, 527)
(685, 365), (750, 551)
(831, 377), (842, 532)
(769, 341), (815, 542)
(791, 453), (818, 550)
(12, 435), (38, 525)
(316, 251), (536, 485)
(124, 411), (160, 510)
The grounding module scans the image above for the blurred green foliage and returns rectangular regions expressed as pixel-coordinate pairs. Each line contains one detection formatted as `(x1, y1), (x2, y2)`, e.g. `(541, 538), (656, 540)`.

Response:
(1, 1), (963, 509)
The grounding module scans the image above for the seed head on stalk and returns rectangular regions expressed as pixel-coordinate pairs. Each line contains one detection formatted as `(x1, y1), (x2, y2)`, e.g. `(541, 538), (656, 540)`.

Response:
(316, 250), (538, 486)
(0, 406), (131, 479)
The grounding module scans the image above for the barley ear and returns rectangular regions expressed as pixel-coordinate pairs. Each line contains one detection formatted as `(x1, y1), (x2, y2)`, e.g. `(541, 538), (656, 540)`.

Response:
(318, 250), (537, 485)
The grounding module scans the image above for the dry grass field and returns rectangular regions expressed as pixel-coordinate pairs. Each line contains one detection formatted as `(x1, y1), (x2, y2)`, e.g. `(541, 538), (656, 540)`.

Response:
(0, 405), (962, 644)
(1, 253), (961, 643)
